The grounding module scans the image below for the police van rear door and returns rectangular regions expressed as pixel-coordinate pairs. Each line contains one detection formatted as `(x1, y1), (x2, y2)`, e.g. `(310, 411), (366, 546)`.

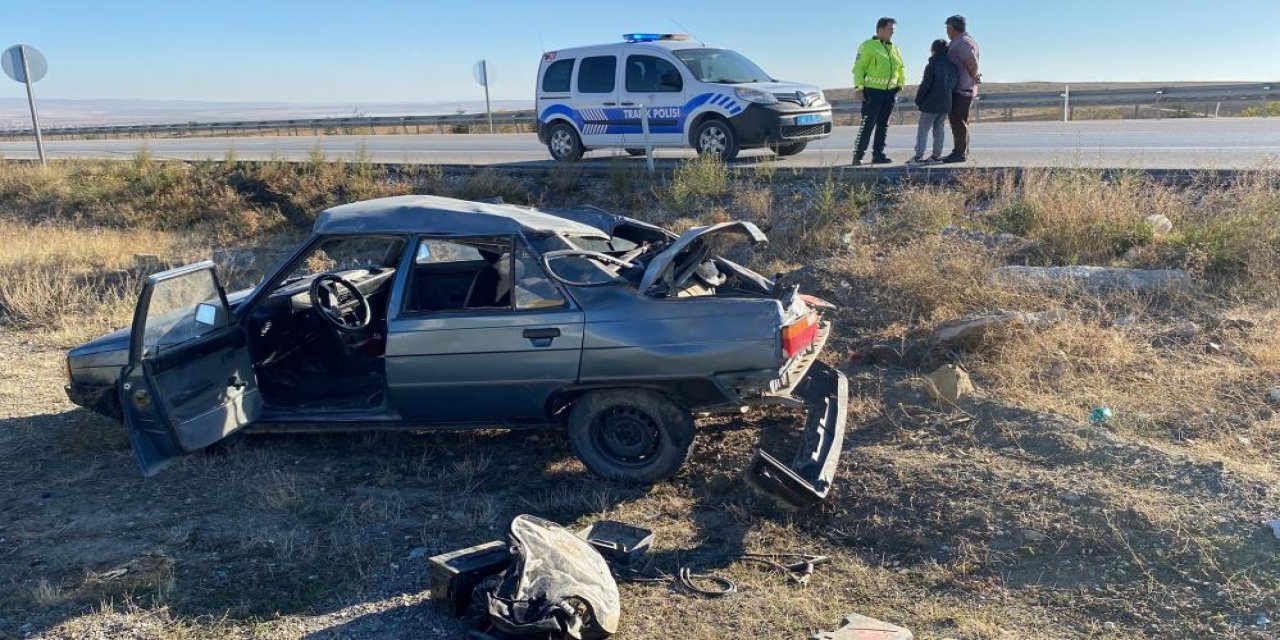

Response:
(572, 50), (622, 148)
(619, 51), (687, 146)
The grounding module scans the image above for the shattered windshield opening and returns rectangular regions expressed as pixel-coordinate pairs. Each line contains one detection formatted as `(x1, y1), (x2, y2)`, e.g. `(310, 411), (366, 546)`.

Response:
(533, 234), (651, 286)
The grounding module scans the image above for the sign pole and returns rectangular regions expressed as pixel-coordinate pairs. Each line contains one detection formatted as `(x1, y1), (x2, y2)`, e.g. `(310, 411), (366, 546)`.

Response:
(18, 45), (46, 166)
(482, 60), (493, 134)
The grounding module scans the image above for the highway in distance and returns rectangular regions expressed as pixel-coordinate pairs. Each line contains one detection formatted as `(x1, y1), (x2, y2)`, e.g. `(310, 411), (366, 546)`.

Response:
(1, 119), (1277, 169)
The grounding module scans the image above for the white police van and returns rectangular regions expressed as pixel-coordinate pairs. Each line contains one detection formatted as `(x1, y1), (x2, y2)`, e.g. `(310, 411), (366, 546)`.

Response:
(536, 34), (832, 162)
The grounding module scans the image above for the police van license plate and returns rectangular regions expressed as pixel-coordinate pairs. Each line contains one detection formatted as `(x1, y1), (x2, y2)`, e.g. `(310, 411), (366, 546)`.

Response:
(795, 114), (827, 125)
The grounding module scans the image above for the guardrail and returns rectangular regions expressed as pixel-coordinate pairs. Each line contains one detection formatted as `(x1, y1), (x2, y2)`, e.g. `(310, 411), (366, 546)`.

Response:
(0, 83), (1273, 140)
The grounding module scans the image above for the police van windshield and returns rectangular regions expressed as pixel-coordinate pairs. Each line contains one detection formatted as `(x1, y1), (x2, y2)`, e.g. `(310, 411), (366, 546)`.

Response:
(672, 48), (772, 84)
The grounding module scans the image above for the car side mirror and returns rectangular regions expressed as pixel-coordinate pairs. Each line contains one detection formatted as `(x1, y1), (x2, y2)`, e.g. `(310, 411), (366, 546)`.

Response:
(195, 302), (228, 328)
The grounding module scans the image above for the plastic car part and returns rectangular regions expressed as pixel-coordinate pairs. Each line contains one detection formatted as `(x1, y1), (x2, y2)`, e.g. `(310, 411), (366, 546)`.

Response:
(744, 361), (848, 509)
(576, 521), (653, 566)
(426, 540), (512, 616)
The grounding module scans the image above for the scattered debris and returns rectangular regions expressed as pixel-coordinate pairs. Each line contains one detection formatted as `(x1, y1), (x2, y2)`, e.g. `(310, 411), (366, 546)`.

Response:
(1089, 407), (1114, 425)
(474, 515), (619, 639)
(1266, 388), (1280, 406)
(1268, 520), (1280, 540)
(928, 309), (1067, 351)
(427, 541), (511, 616)
(989, 265), (1192, 295)
(1144, 214), (1173, 237)
(922, 364), (975, 405)
(811, 613), (914, 640)
(577, 521), (652, 566)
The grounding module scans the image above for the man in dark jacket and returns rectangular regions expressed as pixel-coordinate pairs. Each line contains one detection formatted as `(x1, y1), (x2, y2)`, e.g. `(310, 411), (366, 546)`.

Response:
(942, 14), (981, 162)
(910, 39), (959, 163)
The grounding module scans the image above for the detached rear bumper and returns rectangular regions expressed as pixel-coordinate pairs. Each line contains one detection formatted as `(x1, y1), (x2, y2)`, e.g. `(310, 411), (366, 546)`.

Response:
(744, 361), (847, 509)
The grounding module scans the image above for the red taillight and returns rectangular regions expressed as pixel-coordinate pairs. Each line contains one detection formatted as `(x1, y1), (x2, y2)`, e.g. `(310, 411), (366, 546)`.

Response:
(782, 314), (819, 359)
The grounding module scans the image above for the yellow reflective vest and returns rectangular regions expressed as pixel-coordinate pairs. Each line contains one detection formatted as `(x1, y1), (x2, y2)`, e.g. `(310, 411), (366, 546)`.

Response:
(852, 37), (906, 91)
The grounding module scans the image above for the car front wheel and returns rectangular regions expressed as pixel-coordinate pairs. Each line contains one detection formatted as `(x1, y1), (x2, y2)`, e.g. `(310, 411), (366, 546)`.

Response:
(567, 390), (695, 483)
(547, 122), (585, 162)
(692, 119), (739, 161)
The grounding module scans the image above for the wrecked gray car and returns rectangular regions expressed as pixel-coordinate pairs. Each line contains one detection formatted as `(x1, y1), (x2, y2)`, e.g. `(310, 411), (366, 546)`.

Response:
(65, 195), (846, 507)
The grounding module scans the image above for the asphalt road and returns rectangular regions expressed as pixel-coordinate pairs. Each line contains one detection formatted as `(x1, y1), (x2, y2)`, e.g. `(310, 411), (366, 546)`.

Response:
(2, 118), (1277, 169)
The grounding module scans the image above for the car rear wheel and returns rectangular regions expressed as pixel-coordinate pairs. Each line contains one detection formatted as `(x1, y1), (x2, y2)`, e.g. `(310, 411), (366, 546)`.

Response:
(693, 118), (739, 161)
(547, 122), (585, 162)
(773, 141), (808, 156)
(567, 390), (695, 483)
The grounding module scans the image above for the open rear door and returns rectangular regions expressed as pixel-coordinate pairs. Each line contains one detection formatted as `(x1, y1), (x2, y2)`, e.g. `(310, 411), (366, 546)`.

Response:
(120, 261), (261, 476)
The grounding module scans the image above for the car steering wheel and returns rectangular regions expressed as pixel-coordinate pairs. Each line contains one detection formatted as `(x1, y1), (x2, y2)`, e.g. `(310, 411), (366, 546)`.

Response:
(309, 273), (372, 332)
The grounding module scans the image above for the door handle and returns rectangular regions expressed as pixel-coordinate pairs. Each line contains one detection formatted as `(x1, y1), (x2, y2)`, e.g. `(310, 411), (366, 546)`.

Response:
(620, 101), (636, 106)
(602, 102), (617, 106)
(522, 328), (561, 340)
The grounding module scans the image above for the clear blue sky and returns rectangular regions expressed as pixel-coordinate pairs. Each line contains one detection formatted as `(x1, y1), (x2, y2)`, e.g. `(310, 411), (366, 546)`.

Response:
(4, 0), (1278, 103)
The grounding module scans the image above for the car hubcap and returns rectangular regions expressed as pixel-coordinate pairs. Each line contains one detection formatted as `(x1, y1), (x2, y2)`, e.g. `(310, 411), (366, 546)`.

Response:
(551, 130), (574, 156)
(592, 406), (660, 465)
(699, 126), (726, 155)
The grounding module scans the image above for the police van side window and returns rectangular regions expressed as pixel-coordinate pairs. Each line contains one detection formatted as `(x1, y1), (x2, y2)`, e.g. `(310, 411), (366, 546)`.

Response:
(625, 55), (683, 93)
(577, 56), (616, 93)
(541, 59), (574, 93)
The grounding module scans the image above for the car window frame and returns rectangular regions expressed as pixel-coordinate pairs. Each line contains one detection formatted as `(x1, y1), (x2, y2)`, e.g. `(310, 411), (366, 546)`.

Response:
(625, 54), (684, 93)
(577, 55), (617, 94)
(240, 233), (409, 316)
(397, 234), (574, 317)
(541, 58), (576, 94)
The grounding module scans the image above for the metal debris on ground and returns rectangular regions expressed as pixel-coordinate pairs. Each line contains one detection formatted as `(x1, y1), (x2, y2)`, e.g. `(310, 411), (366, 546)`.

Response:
(811, 613), (914, 640)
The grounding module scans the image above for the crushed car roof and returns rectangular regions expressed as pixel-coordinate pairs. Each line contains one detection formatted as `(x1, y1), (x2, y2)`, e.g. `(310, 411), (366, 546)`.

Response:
(313, 195), (610, 238)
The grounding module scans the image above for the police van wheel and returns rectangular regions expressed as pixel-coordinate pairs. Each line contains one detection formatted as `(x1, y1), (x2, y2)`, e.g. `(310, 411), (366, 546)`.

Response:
(547, 122), (584, 162)
(693, 119), (739, 161)
(624, 148), (647, 157)
(773, 141), (808, 156)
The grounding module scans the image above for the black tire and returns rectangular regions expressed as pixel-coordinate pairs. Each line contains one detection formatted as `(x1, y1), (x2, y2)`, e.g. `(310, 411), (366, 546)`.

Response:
(692, 118), (739, 161)
(624, 148), (647, 157)
(773, 141), (808, 156)
(546, 122), (585, 162)
(567, 389), (695, 483)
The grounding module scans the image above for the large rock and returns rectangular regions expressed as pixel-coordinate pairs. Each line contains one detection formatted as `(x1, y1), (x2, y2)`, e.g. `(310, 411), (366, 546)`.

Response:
(929, 309), (1068, 349)
(990, 265), (1192, 295)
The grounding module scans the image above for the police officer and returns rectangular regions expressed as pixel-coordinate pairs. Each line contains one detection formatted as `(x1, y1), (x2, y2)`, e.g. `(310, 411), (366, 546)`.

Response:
(851, 17), (906, 166)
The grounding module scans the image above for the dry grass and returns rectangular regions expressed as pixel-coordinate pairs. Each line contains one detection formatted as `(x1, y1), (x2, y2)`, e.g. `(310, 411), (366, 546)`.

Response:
(1, 161), (1278, 639)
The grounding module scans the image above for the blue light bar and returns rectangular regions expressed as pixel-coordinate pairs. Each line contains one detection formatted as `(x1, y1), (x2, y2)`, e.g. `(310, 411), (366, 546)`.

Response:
(623, 33), (689, 43)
